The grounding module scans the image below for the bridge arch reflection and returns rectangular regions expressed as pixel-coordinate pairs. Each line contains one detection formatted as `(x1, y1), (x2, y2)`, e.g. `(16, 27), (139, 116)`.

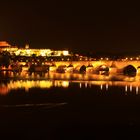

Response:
(0, 80), (140, 95)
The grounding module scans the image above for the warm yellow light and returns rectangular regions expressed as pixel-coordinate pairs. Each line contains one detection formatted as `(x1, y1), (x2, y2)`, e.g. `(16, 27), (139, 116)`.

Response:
(63, 50), (69, 56)
(39, 81), (52, 88)
(40, 51), (46, 56)
(25, 44), (29, 49)
(49, 66), (57, 72)
(61, 81), (69, 88)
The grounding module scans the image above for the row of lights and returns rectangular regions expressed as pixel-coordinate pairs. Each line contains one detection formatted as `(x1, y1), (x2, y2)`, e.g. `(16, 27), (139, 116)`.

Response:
(122, 57), (140, 61)
(11, 57), (140, 63)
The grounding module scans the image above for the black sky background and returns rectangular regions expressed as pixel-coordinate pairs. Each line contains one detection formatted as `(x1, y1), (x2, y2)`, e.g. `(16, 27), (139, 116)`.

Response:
(0, 1), (140, 55)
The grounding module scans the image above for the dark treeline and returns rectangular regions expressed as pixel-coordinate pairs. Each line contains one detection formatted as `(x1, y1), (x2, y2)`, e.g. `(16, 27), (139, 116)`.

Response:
(72, 50), (140, 59)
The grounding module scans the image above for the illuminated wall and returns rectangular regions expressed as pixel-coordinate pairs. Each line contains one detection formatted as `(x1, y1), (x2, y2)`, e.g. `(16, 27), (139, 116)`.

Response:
(0, 41), (70, 57)
(14, 49), (69, 57)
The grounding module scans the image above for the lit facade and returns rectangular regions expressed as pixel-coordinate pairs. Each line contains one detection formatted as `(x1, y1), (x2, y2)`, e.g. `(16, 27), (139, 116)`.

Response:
(0, 41), (18, 53)
(0, 41), (70, 57)
(14, 48), (69, 57)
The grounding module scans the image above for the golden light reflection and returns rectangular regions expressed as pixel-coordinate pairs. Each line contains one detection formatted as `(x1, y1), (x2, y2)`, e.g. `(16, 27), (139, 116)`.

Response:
(106, 84), (108, 90)
(130, 85), (132, 92)
(39, 81), (53, 88)
(100, 84), (103, 90)
(1, 74), (140, 95)
(136, 86), (139, 94)
(79, 83), (82, 88)
(0, 80), (140, 95)
(125, 85), (128, 92)
(85, 82), (88, 88)
(61, 81), (69, 88)
(0, 80), (70, 95)
(54, 81), (69, 88)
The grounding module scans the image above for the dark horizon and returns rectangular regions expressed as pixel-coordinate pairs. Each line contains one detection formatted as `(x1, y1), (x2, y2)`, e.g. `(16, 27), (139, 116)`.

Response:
(1, 1), (140, 54)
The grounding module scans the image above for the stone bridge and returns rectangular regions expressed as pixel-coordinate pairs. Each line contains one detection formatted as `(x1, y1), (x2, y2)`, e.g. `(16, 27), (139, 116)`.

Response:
(17, 60), (140, 75)
(48, 60), (140, 69)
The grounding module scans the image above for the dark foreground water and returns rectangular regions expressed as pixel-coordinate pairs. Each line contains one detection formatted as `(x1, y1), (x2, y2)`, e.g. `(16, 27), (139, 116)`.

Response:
(0, 79), (140, 139)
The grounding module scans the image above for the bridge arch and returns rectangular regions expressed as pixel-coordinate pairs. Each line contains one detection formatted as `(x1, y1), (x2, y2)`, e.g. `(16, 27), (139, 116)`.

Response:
(94, 64), (109, 75)
(123, 65), (137, 76)
(86, 64), (94, 73)
(79, 65), (86, 74)
(56, 65), (67, 73)
(66, 64), (74, 73)
(73, 65), (82, 73)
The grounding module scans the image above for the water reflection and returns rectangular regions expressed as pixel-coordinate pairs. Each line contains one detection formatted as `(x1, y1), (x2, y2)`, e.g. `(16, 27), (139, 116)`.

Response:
(0, 79), (140, 95)
(1, 71), (140, 95)
(1, 70), (140, 81)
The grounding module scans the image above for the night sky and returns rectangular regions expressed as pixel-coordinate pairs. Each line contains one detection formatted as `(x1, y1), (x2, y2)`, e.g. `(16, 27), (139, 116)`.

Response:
(0, 1), (140, 55)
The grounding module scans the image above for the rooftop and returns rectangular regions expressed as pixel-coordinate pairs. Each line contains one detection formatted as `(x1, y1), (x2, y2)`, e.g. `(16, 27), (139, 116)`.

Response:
(0, 41), (10, 47)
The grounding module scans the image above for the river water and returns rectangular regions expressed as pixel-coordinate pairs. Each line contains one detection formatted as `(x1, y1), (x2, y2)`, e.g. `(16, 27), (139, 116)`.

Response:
(0, 72), (140, 139)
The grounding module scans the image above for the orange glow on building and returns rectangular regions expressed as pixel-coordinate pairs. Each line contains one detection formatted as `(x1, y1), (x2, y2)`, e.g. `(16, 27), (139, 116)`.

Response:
(0, 41), (10, 47)
(0, 41), (18, 53)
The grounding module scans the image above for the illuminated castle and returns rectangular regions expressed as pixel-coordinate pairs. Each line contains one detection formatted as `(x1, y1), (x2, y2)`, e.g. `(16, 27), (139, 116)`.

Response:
(0, 41), (69, 57)
(0, 41), (18, 53)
